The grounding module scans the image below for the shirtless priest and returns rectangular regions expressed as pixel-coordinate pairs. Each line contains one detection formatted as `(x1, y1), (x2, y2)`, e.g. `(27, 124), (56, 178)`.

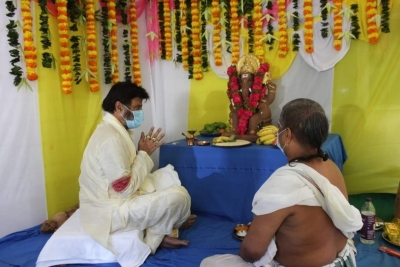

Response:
(201, 99), (362, 267)
(79, 82), (196, 260)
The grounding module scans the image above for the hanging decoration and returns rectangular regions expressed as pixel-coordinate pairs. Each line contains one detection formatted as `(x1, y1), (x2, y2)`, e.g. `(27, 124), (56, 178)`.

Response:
(230, 0), (240, 64)
(366, 0), (378, 45)
(6, 0), (394, 90)
(180, 0), (189, 70)
(164, 0), (173, 61)
(380, 0), (390, 33)
(350, 4), (360, 39)
(6, 0), (24, 88)
(85, 0), (99, 92)
(100, 0), (112, 84)
(212, 0), (222, 66)
(200, 0), (209, 70)
(130, 0), (142, 85)
(191, 0), (202, 80)
(38, 0), (53, 69)
(56, 0), (72, 94)
(21, 0), (38, 82)
(253, 0), (264, 62)
(277, 0), (288, 58)
(333, 0), (342, 51)
(303, 0), (314, 53)
(108, 1), (120, 83)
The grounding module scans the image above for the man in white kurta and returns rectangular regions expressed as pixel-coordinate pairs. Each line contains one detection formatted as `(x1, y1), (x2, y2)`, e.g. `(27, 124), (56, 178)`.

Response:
(79, 83), (192, 262)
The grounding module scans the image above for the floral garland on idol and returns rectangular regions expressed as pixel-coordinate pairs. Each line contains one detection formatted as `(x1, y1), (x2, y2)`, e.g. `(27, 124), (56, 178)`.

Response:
(56, 0), (72, 94)
(21, 0), (38, 81)
(227, 63), (269, 135)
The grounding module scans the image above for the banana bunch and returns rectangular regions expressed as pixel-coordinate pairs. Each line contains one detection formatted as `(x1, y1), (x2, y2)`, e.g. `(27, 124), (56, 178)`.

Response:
(213, 135), (236, 143)
(256, 125), (278, 145)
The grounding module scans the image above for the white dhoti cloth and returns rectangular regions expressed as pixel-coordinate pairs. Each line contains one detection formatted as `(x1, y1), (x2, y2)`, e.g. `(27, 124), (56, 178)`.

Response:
(201, 163), (362, 267)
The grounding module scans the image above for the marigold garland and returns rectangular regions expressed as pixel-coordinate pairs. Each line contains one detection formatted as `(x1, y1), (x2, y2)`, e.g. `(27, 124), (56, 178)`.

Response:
(227, 63), (269, 135)
(21, 0), (38, 82)
(85, 0), (99, 92)
(253, 0), (264, 62)
(230, 0), (240, 64)
(277, 0), (288, 58)
(191, 0), (202, 80)
(130, 0), (141, 85)
(56, 0), (72, 94)
(108, 1), (119, 83)
(164, 0), (173, 60)
(303, 0), (314, 53)
(366, 0), (378, 45)
(211, 0), (222, 66)
(180, 0), (189, 70)
(333, 0), (342, 51)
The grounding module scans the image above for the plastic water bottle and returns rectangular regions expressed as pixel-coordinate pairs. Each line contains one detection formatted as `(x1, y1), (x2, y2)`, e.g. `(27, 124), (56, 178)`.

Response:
(360, 198), (376, 245)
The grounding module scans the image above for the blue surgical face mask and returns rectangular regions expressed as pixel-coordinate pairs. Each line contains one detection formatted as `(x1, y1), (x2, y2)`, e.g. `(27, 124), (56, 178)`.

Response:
(276, 128), (287, 154)
(122, 105), (144, 129)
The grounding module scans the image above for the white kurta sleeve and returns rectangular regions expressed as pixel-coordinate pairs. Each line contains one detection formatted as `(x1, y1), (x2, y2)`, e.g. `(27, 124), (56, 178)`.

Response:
(99, 137), (154, 198)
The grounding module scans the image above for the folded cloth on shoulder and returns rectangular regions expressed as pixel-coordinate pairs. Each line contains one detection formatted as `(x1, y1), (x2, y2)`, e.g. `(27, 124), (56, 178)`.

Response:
(36, 209), (151, 267)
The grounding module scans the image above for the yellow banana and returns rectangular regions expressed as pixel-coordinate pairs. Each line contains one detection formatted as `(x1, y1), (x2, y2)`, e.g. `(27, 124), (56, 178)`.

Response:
(263, 136), (276, 145)
(259, 133), (276, 142)
(213, 137), (222, 143)
(257, 125), (278, 136)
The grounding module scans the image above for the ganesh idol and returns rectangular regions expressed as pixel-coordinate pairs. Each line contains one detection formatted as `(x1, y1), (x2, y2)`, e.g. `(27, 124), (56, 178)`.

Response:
(226, 54), (277, 142)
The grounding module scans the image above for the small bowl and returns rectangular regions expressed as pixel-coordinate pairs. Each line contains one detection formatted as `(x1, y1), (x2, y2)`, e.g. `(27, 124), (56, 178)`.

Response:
(236, 230), (247, 237)
(197, 141), (210, 146)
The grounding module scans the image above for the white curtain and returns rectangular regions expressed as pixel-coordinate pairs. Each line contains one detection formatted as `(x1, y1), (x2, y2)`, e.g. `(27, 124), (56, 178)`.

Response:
(0, 5), (47, 238)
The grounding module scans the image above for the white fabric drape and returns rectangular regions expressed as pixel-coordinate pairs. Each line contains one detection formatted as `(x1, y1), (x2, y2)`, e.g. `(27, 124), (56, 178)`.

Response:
(0, 5), (47, 238)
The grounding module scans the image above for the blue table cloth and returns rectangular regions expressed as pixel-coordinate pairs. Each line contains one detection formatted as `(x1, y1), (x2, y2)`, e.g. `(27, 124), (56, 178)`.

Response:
(159, 134), (348, 223)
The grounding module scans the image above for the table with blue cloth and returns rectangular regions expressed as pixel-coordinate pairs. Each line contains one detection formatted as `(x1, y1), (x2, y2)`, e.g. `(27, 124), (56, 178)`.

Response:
(159, 133), (348, 223)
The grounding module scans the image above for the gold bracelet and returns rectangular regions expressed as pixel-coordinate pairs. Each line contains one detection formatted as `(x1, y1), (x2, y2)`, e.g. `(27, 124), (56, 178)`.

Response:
(269, 90), (276, 93)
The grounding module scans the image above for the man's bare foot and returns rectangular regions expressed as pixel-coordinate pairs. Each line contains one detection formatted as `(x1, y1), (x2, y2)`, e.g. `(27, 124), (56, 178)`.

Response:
(179, 214), (197, 230)
(160, 236), (189, 249)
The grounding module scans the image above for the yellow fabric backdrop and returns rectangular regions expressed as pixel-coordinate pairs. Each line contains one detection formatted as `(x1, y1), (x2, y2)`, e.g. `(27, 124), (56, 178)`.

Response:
(332, 1), (400, 194)
(35, 6), (103, 217)
(188, 71), (230, 130)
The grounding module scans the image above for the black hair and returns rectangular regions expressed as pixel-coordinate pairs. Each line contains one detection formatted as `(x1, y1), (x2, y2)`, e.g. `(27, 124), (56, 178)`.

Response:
(102, 82), (150, 113)
(279, 98), (329, 165)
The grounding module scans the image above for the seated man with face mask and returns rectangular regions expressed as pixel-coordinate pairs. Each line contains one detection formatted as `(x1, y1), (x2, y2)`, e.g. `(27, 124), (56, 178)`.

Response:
(79, 82), (196, 265)
(201, 98), (362, 267)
